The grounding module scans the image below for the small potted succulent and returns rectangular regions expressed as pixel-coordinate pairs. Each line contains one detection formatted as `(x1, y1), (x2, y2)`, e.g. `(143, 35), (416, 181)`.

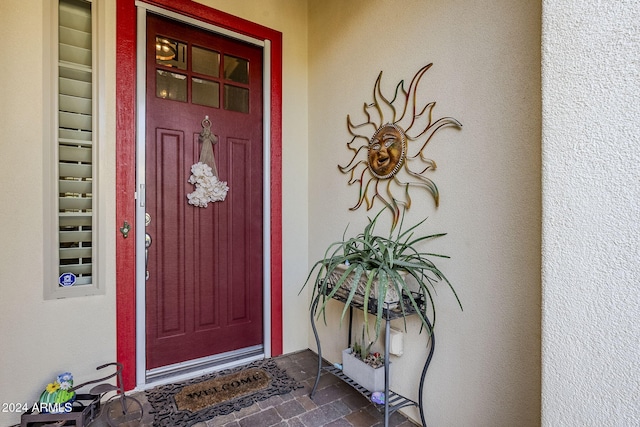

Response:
(342, 328), (388, 392)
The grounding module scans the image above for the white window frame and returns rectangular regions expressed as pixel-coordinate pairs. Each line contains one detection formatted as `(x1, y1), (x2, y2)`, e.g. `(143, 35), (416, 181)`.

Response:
(44, 0), (106, 299)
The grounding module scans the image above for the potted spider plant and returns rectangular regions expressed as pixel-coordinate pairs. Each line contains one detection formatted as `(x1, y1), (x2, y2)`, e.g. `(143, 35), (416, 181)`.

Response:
(302, 209), (462, 341)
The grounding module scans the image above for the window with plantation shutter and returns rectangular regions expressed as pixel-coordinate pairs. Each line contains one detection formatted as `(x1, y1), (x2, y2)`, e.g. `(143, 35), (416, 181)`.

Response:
(45, 0), (102, 298)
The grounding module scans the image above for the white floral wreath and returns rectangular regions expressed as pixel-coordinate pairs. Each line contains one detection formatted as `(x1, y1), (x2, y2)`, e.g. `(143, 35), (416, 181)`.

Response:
(187, 116), (229, 207)
(187, 162), (229, 207)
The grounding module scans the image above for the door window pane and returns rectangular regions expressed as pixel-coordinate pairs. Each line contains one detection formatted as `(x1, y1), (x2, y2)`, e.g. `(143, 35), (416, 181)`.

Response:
(193, 46), (220, 77)
(224, 55), (249, 84)
(155, 36), (186, 70)
(156, 70), (187, 102)
(192, 78), (220, 108)
(224, 84), (249, 113)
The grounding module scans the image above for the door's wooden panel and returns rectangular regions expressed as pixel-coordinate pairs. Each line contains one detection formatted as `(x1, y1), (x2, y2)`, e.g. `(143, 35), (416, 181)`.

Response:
(194, 131), (223, 331)
(154, 129), (188, 337)
(145, 13), (264, 369)
(229, 138), (250, 323)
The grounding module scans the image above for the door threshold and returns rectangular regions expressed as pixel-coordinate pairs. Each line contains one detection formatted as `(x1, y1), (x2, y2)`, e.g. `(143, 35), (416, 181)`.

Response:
(144, 345), (264, 388)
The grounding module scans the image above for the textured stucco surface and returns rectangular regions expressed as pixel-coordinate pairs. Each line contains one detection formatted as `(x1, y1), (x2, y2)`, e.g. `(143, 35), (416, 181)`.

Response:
(541, 0), (640, 425)
(308, 1), (542, 425)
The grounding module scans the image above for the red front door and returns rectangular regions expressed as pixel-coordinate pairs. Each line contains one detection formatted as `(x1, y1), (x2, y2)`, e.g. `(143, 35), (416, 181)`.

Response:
(145, 13), (264, 370)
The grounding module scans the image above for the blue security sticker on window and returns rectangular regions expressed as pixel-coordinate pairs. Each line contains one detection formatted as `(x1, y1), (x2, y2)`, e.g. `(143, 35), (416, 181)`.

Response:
(59, 273), (77, 287)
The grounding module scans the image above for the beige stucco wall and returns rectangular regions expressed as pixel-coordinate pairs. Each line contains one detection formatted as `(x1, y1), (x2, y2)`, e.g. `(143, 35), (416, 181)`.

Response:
(0, 1), (117, 426)
(307, 1), (542, 425)
(541, 1), (640, 425)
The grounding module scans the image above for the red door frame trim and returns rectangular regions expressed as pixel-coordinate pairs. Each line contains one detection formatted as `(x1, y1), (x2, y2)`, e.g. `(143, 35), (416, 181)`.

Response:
(116, 0), (283, 390)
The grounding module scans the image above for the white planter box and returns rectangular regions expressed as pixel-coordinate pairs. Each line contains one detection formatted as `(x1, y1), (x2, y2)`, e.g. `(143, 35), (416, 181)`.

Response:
(342, 348), (390, 393)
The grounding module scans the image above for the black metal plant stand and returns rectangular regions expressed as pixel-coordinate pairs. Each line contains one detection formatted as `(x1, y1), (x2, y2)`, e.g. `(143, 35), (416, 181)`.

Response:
(309, 289), (435, 427)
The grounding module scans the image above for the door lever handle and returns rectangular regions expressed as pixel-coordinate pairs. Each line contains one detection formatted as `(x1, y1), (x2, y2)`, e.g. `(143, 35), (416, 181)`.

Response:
(145, 232), (152, 280)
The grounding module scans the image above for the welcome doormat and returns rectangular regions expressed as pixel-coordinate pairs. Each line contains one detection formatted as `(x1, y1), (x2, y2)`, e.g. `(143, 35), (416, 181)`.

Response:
(145, 359), (301, 426)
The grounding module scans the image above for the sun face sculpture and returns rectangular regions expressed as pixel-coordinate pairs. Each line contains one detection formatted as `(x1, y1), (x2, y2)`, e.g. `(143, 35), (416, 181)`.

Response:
(339, 64), (462, 226)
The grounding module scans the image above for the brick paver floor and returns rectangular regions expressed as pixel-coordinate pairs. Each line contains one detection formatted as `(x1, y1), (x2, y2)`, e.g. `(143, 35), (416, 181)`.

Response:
(86, 349), (417, 427)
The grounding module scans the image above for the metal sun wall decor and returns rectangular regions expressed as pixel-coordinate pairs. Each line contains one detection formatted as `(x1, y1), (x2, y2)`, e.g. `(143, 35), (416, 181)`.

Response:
(338, 64), (462, 226)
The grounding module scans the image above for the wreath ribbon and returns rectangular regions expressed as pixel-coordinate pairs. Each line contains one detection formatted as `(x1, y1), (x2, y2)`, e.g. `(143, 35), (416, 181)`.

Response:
(198, 116), (219, 175)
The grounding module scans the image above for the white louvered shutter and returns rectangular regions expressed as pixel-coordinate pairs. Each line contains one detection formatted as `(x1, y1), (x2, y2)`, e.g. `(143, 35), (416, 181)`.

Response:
(57, 0), (94, 287)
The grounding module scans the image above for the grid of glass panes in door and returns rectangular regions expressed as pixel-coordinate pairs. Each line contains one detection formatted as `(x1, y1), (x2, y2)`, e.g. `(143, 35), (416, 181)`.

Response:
(58, 0), (94, 286)
(155, 36), (250, 113)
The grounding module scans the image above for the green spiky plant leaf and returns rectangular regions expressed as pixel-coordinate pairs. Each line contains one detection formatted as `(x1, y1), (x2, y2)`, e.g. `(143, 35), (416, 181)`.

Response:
(301, 209), (462, 340)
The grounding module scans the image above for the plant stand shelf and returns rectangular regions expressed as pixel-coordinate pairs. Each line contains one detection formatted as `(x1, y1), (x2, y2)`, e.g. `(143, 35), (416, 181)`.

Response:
(322, 365), (419, 414)
(309, 286), (435, 427)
